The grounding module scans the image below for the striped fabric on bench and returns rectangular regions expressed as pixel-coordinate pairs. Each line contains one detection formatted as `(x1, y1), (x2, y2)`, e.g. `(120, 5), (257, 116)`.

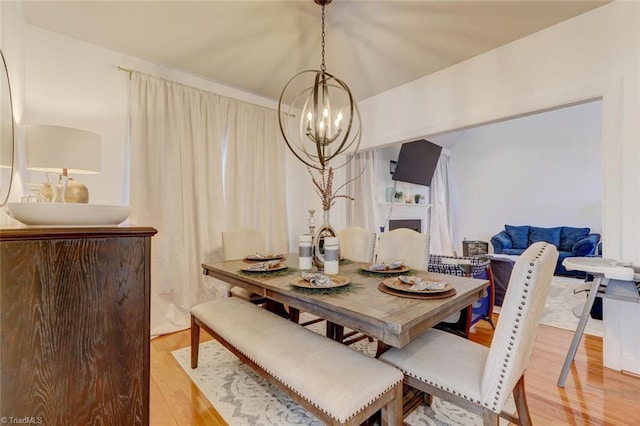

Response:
(190, 297), (403, 425)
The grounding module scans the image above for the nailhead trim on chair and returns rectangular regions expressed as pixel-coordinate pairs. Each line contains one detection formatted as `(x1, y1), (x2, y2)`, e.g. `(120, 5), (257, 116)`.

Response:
(484, 243), (549, 412)
(389, 243), (554, 415)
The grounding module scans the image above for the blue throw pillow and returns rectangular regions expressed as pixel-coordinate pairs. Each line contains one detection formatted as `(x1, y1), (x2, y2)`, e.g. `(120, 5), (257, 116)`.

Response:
(505, 225), (529, 249)
(529, 226), (562, 247)
(560, 227), (590, 252)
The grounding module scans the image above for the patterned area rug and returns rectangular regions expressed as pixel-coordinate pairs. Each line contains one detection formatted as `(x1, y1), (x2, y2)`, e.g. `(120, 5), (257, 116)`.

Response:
(539, 276), (603, 337)
(171, 277), (595, 425)
(172, 336), (497, 426)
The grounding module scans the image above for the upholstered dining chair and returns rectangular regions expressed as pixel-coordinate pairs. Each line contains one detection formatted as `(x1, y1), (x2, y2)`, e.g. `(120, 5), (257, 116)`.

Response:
(375, 228), (430, 270)
(429, 254), (496, 338)
(337, 226), (376, 263)
(379, 242), (558, 425)
(222, 227), (267, 305)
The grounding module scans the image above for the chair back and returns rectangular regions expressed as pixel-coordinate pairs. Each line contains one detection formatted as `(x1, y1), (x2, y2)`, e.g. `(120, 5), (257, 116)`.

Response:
(222, 227), (265, 261)
(481, 242), (558, 412)
(428, 254), (490, 277)
(337, 226), (376, 263)
(376, 228), (430, 270)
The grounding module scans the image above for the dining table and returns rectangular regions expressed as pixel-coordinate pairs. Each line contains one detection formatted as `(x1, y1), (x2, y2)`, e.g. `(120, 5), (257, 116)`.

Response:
(201, 254), (489, 418)
(201, 254), (489, 351)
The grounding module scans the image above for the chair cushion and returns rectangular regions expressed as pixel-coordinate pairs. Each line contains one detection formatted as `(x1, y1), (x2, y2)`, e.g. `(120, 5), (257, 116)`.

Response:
(528, 226), (562, 247)
(504, 225), (529, 249)
(380, 328), (488, 404)
(559, 227), (590, 252)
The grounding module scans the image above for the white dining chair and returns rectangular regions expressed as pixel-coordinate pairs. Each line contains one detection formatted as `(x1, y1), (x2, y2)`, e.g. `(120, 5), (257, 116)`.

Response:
(222, 227), (266, 304)
(375, 228), (430, 270)
(337, 226), (376, 263)
(379, 242), (558, 425)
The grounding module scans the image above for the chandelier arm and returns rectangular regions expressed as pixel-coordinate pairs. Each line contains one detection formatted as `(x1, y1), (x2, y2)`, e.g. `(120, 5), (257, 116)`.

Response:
(315, 72), (356, 164)
(312, 71), (327, 168)
(322, 102), (362, 169)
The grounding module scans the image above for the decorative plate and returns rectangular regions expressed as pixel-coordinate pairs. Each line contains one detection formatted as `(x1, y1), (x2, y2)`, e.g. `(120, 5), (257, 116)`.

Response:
(377, 282), (456, 299)
(381, 277), (452, 294)
(360, 264), (410, 274)
(291, 275), (351, 289)
(244, 253), (286, 262)
(241, 263), (288, 273)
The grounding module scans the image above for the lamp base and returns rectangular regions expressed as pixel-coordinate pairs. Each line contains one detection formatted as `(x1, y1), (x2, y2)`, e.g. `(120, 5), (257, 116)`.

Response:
(41, 180), (89, 203)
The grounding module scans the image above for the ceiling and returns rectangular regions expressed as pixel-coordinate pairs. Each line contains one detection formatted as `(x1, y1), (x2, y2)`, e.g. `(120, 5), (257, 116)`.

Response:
(22, 0), (609, 102)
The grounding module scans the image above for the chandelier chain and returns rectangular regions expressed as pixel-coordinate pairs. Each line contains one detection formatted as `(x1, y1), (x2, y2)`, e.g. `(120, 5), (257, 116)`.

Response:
(320, 5), (326, 72)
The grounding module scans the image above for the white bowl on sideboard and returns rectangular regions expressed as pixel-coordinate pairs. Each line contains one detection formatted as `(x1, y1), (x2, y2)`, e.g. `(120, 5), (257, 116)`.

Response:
(5, 203), (131, 227)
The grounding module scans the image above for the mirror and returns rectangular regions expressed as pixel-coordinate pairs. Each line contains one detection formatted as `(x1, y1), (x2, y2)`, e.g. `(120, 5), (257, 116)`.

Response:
(0, 48), (15, 207)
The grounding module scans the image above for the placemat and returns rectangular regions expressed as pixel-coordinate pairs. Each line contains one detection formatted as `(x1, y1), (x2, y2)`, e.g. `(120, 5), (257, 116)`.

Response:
(377, 282), (457, 299)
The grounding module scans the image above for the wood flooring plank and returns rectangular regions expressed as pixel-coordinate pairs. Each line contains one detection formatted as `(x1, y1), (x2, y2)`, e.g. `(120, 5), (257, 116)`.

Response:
(150, 312), (640, 425)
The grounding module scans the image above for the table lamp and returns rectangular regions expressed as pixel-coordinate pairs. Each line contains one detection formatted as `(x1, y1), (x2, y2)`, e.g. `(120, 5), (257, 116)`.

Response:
(26, 124), (101, 203)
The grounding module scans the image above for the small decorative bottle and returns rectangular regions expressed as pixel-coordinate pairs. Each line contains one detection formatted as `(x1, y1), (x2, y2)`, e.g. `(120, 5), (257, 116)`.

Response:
(323, 237), (340, 275)
(298, 235), (313, 271)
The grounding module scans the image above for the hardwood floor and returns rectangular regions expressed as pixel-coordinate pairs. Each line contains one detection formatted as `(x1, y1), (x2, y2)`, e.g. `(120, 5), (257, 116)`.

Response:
(150, 314), (640, 425)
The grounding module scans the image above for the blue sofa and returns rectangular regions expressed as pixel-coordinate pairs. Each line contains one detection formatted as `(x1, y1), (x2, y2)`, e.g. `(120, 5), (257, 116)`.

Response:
(490, 225), (600, 277)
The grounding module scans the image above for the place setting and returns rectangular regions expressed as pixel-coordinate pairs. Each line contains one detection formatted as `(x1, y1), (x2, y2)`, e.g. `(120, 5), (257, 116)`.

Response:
(359, 260), (411, 276)
(240, 259), (288, 272)
(238, 253), (290, 277)
(378, 275), (456, 299)
(289, 271), (355, 295)
(243, 252), (286, 262)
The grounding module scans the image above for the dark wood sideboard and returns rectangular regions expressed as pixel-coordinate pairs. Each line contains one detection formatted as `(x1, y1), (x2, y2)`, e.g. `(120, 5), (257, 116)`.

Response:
(0, 225), (157, 425)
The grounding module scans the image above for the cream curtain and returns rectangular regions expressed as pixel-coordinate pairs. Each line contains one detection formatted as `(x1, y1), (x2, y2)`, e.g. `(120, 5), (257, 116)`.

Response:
(129, 73), (288, 337)
(345, 150), (379, 233)
(224, 101), (288, 253)
(429, 153), (456, 256)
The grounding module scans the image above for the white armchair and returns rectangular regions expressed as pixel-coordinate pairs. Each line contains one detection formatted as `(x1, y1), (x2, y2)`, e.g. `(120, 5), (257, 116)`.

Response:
(380, 242), (558, 424)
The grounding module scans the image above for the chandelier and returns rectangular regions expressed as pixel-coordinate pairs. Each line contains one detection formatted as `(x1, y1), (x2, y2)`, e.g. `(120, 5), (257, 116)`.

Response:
(278, 0), (361, 170)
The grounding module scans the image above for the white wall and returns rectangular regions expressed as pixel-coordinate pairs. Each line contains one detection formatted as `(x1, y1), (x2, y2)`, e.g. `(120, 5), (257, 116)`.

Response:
(434, 101), (603, 252)
(4, 14), (323, 251)
(358, 1), (640, 265)
(21, 25), (283, 208)
(4, 1), (637, 259)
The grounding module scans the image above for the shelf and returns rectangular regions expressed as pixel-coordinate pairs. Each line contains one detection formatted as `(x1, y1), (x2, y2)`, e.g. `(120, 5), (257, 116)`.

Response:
(379, 202), (431, 208)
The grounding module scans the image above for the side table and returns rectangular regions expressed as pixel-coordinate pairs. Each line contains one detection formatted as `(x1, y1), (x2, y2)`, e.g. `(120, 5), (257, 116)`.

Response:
(557, 257), (635, 387)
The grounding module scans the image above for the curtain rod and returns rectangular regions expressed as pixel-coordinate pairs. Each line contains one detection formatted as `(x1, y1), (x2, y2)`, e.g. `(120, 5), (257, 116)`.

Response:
(117, 66), (134, 80)
(116, 65), (294, 117)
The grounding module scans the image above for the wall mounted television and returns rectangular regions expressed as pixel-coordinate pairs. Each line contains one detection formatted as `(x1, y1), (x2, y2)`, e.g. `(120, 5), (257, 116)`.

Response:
(392, 139), (442, 186)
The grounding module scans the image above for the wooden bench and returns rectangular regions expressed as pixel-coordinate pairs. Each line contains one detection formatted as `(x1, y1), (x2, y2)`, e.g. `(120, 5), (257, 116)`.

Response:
(190, 297), (403, 425)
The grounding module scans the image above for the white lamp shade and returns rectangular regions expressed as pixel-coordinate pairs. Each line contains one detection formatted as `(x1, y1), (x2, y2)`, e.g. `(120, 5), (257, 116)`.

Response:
(26, 124), (101, 174)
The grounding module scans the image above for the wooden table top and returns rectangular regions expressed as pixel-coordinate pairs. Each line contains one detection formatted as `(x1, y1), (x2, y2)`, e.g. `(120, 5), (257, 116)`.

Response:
(202, 255), (489, 348)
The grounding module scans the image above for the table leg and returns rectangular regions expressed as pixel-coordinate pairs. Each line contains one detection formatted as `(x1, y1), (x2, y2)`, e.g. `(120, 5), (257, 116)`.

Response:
(288, 307), (300, 323)
(557, 276), (605, 387)
(325, 321), (344, 341)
